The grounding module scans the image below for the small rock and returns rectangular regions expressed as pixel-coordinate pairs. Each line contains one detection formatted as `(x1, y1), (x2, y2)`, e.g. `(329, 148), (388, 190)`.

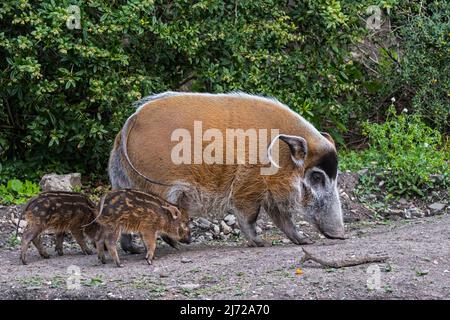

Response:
(407, 207), (424, 218)
(179, 283), (201, 290)
(398, 198), (407, 205)
(255, 226), (262, 235)
(224, 214), (236, 226)
(428, 202), (446, 212)
(220, 221), (232, 235)
(19, 220), (27, 228)
(357, 168), (368, 176)
(197, 217), (212, 229)
(204, 232), (213, 241)
(404, 210), (412, 219)
(429, 174), (444, 183)
(212, 224), (220, 236)
(232, 229), (240, 236)
(39, 173), (81, 192)
(181, 257), (193, 263)
(281, 238), (290, 244)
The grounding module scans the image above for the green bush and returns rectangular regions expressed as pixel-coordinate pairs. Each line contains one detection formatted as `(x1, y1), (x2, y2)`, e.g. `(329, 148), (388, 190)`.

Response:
(0, 0), (379, 179)
(0, 178), (40, 204)
(340, 107), (449, 197)
(384, 1), (449, 132)
(0, 0), (448, 183)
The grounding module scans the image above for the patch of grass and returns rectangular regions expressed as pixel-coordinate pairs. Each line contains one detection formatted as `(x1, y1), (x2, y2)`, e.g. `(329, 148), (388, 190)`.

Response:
(148, 285), (167, 298)
(21, 276), (45, 287)
(383, 264), (393, 273)
(415, 269), (429, 277)
(82, 277), (103, 287)
(50, 276), (65, 289)
(180, 284), (225, 298)
(8, 234), (20, 247)
(383, 284), (394, 293)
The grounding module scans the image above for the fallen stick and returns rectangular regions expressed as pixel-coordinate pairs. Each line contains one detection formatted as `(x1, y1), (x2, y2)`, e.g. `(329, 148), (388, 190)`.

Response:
(300, 248), (389, 268)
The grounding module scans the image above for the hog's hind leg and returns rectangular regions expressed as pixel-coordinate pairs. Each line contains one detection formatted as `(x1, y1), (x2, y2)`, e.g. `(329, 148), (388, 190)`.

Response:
(55, 232), (64, 256)
(235, 206), (270, 247)
(32, 234), (50, 259)
(20, 225), (43, 265)
(70, 227), (93, 255)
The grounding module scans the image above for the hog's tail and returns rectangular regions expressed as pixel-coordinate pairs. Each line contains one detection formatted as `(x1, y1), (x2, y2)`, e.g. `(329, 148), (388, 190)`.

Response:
(82, 194), (106, 228)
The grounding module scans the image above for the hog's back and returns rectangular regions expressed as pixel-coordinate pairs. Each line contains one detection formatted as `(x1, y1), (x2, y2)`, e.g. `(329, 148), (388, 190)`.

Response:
(124, 93), (325, 191)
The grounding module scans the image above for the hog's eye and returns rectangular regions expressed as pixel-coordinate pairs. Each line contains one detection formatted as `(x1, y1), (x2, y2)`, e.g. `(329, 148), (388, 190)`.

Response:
(311, 172), (324, 185)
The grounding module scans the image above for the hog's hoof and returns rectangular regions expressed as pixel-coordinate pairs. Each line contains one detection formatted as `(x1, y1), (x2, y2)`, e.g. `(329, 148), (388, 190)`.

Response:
(20, 258), (27, 265)
(247, 238), (271, 247)
(98, 256), (106, 264)
(293, 237), (314, 245)
(56, 250), (64, 256)
(84, 249), (93, 255)
(146, 258), (153, 265)
(115, 263), (124, 268)
(41, 253), (50, 259)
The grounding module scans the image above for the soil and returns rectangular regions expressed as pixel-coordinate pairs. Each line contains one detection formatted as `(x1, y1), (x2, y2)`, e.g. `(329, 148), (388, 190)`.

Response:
(0, 205), (449, 300)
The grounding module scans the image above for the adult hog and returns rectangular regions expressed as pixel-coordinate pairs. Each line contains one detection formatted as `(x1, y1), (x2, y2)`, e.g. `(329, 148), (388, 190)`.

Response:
(109, 92), (345, 252)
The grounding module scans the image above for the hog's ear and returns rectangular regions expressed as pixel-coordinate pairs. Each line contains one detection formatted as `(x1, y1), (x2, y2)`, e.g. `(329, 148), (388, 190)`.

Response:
(163, 205), (180, 220)
(278, 134), (308, 167)
(321, 132), (335, 146)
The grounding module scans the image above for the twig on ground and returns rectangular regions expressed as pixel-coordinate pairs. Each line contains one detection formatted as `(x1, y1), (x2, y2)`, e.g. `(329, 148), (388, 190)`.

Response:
(300, 248), (389, 268)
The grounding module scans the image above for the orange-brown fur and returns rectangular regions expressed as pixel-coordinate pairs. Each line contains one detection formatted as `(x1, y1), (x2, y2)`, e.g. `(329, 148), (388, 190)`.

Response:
(19, 192), (99, 264)
(92, 189), (190, 267)
(109, 92), (341, 247)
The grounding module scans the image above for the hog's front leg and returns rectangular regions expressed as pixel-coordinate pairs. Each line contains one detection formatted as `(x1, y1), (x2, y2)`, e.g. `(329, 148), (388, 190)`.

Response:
(264, 204), (313, 245)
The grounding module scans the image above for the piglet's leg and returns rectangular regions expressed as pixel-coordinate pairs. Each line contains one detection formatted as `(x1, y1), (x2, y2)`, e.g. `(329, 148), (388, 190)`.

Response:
(96, 240), (106, 264)
(32, 235), (50, 259)
(104, 230), (122, 267)
(55, 232), (64, 256)
(70, 228), (93, 255)
(20, 225), (42, 265)
(140, 230), (157, 265)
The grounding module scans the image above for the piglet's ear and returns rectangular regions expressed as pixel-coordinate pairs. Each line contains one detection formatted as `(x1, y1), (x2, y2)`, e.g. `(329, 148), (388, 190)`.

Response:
(278, 134), (308, 167)
(162, 205), (180, 220)
(321, 132), (335, 146)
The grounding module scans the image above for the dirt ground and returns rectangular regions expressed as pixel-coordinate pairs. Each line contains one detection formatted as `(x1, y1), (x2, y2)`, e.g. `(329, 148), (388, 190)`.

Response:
(0, 208), (449, 300)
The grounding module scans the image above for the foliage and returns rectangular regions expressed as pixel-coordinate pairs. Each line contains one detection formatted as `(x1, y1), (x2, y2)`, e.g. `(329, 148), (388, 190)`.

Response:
(0, 178), (40, 204)
(0, 0), (448, 184)
(0, 0), (379, 178)
(340, 107), (449, 197)
(386, 1), (450, 132)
